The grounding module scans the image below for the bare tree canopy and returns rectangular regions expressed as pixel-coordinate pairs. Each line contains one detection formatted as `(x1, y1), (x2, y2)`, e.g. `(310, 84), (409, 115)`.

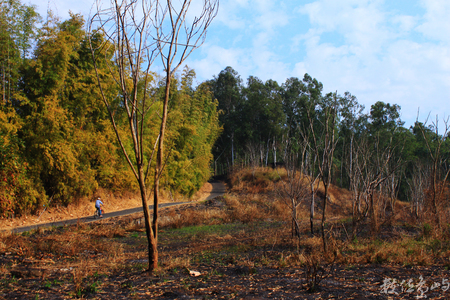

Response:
(87, 0), (219, 272)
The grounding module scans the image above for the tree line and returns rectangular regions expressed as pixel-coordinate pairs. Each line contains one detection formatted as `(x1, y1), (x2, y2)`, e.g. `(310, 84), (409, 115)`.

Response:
(0, 1), (220, 217)
(209, 66), (450, 234)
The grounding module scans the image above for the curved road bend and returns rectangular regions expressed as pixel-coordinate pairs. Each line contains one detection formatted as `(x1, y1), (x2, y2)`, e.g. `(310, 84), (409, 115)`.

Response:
(205, 180), (227, 201)
(11, 181), (226, 234)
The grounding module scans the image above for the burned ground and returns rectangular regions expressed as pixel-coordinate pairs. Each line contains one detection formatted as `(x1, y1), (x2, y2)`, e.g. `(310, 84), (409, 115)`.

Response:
(1, 169), (450, 299)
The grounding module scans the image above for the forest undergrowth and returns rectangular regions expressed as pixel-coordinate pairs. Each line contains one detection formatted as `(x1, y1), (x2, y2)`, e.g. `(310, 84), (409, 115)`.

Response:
(1, 167), (450, 299)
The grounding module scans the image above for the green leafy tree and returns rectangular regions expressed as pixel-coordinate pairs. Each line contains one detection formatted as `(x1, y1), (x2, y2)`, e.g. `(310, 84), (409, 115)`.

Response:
(334, 91), (364, 189)
(210, 66), (243, 168)
(0, 0), (40, 105)
(240, 76), (284, 167)
(281, 74), (323, 167)
(0, 0), (42, 216)
(165, 67), (221, 196)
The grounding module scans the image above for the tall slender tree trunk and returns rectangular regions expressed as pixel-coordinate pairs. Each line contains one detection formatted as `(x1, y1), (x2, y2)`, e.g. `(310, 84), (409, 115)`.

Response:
(369, 190), (378, 233)
(1, 66), (5, 104)
(273, 139), (277, 168)
(292, 198), (300, 239)
(231, 132), (235, 167)
(138, 168), (158, 271)
(321, 182), (328, 252)
(310, 190), (315, 235)
(431, 162), (441, 228)
(349, 136), (353, 189)
(153, 76), (171, 242)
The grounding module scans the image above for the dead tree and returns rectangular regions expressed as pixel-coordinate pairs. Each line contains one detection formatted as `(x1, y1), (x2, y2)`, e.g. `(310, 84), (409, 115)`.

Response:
(276, 147), (309, 239)
(88, 0), (218, 272)
(298, 125), (320, 235)
(416, 115), (450, 229)
(348, 136), (370, 238)
(407, 162), (428, 218)
(306, 155), (320, 235)
(307, 92), (339, 252)
(349, 132), (403, 236)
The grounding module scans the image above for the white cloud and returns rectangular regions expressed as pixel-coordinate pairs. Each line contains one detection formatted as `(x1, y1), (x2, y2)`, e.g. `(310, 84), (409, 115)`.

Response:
(292, 62), (307, 79)
(250, 49), (291, 84)
(392, 15), (417, 33)
(215, 0), (250, 29)
(417, 0), (450, 42)
(253, 3), (290, 32)
(298, 0), (391, 57)
(290, 0), (450, 127)
(188, 0), (293, 84)
(187, 44), (250, 82)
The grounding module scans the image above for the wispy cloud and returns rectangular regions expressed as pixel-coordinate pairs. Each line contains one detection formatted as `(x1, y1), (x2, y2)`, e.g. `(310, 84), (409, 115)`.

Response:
(289, 0), (450, 126)
(28, 0), (450, 127)
(417, 0), (450, 42)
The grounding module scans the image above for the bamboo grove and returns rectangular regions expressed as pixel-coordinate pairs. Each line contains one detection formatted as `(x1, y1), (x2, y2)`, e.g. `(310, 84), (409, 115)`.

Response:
(0, 1), (221, 216)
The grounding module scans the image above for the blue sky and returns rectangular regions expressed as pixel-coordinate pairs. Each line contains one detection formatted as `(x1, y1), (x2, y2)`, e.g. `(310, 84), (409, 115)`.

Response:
(28, 0), (450, 130)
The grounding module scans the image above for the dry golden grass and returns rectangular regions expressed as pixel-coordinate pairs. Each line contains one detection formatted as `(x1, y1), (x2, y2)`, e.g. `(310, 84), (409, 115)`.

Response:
(159, 255), (192, 270)
(159, 207), (228, 228)
(225, 167), (450, 268)
(0, 182), (213, 231)
(2, 224), (122, 258)
(230, 168), (356, 236)
(3, 167), (450, 299)
(0, 225), (127, 295)
(158, 192), (287, 230)
(230, 167), (281, 194)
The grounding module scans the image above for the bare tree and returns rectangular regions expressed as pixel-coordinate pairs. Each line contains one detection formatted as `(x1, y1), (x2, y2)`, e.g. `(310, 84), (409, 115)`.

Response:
(365, 137), (401, 233)
(383, 171), (400, 215)
(407, 162), (428, 218)
(348, 135), (371, 238)
(298, 125), (320, 235)
(88, 0), (218, 272)
(306, 153), (320, 235)
(416, 115), (450, 229)
(277, 142), (310, 239)
(349, 132), (403, 236)
(307, 92), (339, 252)
(245, 141), (260, 176)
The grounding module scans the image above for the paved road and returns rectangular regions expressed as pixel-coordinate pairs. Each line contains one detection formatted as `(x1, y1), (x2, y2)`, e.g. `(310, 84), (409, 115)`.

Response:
(205, 180), (227, 201)
(11, 181), (226, 234)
